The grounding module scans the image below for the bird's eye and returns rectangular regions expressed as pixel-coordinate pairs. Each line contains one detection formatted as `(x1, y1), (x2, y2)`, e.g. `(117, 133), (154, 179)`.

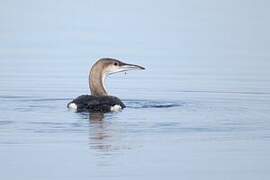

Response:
(114, 62), (118, 66)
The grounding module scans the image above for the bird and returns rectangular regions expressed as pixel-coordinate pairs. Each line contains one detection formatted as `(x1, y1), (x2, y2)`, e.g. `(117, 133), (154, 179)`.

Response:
(67, 58), (145, 113)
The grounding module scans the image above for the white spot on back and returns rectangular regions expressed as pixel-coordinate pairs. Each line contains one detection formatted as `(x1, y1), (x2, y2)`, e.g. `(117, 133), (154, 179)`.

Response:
(110, 105), (122, 112)
(68, 103), (77, 111)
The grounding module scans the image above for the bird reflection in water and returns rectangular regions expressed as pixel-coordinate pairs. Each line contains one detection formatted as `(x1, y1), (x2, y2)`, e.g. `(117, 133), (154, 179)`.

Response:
(88, 113), (117, 155)
(89, 112), (105, 121)
(75, 111), (129, 159)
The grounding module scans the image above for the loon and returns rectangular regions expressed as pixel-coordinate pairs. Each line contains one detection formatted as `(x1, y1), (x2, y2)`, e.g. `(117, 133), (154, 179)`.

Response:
(67, 58), (145, 112)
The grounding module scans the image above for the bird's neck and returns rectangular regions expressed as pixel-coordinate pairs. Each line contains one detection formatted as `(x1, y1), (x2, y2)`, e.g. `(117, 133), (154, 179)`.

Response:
(89, 65), (108, 96)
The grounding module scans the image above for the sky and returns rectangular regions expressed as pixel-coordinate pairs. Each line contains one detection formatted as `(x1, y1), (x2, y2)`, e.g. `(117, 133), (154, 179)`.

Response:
(0, 0), (270, 61)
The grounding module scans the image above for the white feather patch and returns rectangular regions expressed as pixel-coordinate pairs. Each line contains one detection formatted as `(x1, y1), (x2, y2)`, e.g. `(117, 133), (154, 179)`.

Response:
(68, 103), (77, 111)
(110, 105), (122, 112)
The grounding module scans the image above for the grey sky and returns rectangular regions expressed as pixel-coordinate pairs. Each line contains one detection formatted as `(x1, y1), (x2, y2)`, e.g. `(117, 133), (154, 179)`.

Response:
(0, 0), (270, 59)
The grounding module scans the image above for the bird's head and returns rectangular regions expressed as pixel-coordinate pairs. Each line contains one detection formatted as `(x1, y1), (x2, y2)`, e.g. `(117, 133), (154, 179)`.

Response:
(89, 58), (145, 96)
(97, 58), (145, 75)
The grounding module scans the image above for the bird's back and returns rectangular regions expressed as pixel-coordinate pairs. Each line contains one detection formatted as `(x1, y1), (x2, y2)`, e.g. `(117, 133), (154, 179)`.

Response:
(67, 95), (126, 112)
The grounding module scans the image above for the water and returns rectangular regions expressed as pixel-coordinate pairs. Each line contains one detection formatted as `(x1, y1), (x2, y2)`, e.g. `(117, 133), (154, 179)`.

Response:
(1, 1), (270, 179)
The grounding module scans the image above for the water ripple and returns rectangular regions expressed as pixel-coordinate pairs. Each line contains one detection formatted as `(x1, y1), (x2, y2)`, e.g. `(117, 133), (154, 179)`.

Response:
(124, 99), (183, 109)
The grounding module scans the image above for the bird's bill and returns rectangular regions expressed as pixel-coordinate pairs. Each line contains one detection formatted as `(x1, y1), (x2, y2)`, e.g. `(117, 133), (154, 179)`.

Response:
(108, 61), (145, 75)
(120, 63), (145, 71)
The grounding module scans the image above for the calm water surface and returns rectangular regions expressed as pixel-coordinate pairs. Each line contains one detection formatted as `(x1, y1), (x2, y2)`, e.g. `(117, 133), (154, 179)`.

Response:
(1, 1), (270, 180)
(1, 58), (270, 180)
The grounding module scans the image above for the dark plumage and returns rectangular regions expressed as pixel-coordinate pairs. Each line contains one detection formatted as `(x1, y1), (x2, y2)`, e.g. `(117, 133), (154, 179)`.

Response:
(67, 95), (126, 112)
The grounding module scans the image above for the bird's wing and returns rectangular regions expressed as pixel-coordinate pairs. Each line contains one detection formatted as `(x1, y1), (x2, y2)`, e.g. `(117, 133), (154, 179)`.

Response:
(68, 95), (125, 112)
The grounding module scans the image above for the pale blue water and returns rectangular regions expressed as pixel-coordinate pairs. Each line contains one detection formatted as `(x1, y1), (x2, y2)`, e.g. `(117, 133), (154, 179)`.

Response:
(1, 1), (270, 180)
